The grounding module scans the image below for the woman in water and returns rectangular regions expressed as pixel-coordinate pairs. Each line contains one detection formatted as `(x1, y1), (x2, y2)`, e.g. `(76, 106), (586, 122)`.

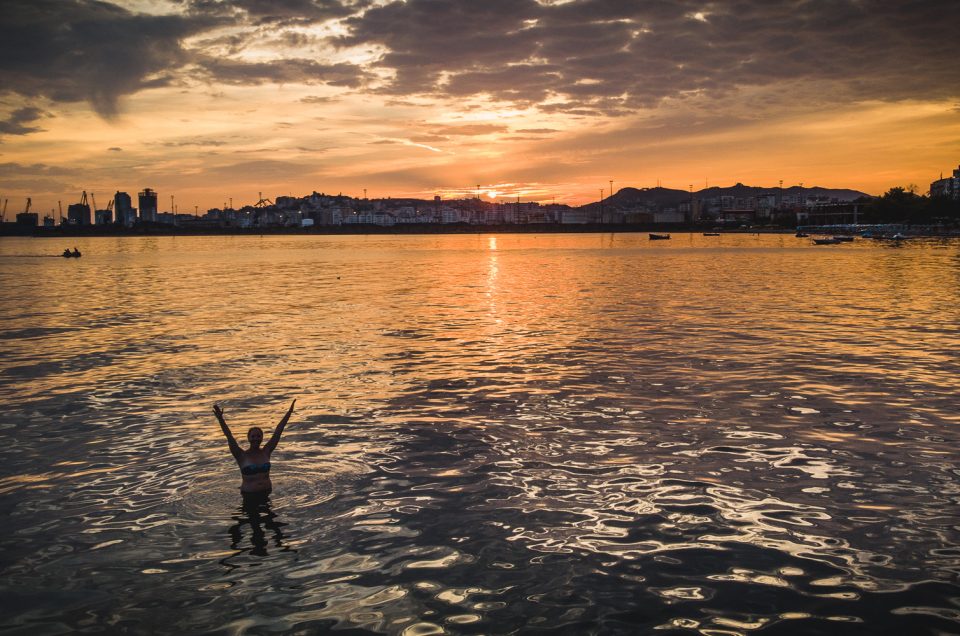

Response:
(213, 399), (296, 496)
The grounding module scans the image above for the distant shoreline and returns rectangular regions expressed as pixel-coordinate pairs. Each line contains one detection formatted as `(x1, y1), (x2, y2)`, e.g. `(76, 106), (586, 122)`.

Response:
(2, 222), (958, 239)
(0, 223), (796, 238)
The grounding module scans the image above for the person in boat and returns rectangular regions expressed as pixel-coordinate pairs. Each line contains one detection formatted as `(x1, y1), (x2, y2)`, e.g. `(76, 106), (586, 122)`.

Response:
(71, 247), (81, 257)
(213, 399), (296, 497)
(63, 248), (72, 257)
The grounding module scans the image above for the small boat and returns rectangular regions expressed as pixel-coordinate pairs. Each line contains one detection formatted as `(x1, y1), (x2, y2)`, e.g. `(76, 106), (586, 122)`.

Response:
(890, 233), (907, 240)
(795, 232), (809, 238)
(702, 232), (721, 236)
(812, 237), (841, 245)
(62, 248), (82, 258)
(832, 235), (855, 242)
(649, 233), (671, 240)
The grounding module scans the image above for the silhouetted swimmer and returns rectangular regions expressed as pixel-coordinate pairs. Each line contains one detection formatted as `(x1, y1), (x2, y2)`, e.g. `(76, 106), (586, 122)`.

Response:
(213, 399), (296, 496)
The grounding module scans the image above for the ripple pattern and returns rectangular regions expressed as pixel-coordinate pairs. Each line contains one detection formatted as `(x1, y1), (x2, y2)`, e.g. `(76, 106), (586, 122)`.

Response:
(1, 233), (959, 634)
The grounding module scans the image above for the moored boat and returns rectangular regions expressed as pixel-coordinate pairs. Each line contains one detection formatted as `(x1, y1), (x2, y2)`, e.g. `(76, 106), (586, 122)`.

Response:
(812, 237), (841, 245)
(649, 233), (671, 240)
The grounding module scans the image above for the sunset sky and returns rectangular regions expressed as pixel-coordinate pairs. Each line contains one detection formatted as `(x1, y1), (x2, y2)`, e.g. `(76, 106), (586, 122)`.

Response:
(2, 0), (959, 215)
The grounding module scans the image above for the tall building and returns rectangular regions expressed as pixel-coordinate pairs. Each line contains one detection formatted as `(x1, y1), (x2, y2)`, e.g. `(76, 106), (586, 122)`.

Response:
(138, 188), (158, 223)
(930, 165), (960, 200)
(67, 202), (91, 225)
(114, 191), (135, 226)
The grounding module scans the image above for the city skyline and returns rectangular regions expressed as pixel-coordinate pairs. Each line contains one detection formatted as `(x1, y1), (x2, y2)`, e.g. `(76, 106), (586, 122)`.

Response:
(2, 0), (959, 215)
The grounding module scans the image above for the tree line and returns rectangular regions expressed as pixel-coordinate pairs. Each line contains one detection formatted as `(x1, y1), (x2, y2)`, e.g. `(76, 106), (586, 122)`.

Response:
(856, 186), (960, 225)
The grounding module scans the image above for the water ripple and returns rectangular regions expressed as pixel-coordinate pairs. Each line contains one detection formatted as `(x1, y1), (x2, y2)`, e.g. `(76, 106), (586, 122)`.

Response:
(2, 234), (959, 633)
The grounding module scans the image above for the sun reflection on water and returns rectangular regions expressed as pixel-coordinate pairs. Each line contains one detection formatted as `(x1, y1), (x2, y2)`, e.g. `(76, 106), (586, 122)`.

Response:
(1, 234), (959, 633)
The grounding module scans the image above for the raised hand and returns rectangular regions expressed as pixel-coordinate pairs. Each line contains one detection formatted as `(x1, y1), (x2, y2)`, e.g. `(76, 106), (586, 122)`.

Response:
(266, 398), (296, 452)
(213, 404), (225, 420)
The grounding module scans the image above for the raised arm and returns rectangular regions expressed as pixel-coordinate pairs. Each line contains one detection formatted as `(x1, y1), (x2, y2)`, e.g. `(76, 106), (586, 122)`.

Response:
(213, 404), (242, 459)
(265, 399), (296, 453)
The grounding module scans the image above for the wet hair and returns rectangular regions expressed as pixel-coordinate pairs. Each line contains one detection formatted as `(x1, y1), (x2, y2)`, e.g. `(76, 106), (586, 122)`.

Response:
(247, 426), (263, 439)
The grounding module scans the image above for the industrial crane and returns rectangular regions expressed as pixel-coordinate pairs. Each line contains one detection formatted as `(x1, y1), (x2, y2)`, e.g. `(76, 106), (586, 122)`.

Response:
(1, 198), (7, 223)
(24, 197), (31, 214)
(253, 192), (273, 208)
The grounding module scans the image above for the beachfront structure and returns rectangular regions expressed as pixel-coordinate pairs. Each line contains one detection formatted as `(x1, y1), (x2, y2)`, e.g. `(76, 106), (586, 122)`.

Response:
(931, 165), (960, 200)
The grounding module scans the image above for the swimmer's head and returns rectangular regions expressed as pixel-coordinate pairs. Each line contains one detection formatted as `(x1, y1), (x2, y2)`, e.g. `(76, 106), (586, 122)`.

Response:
(247, 426), (264, 448)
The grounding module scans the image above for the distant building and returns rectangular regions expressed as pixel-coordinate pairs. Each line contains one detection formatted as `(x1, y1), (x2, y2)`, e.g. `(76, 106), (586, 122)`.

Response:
(138, 188), (158, 222)
(561, 209), (591, 224)
(67, 202), (91, 226)
(654, 209), (687, 224)
(16, 212), (38, 227)
(94, 209), (113, 225)
(930, 165), (960, 200)
(114, 191), (135, 226)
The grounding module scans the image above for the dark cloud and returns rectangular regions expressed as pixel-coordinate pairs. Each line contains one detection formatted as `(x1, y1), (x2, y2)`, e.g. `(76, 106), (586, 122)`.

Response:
(187, 0), (365, 25)
(0, 106), (48, 136)
(0, 1), (367, 117)
(197, 56), (366, 88)
(5, 0), (957, 124)
(0, 0), (222, 118)
(340, 0), (960, 113)
(515, 128), (559, 134)
(108, 147), (123, 151)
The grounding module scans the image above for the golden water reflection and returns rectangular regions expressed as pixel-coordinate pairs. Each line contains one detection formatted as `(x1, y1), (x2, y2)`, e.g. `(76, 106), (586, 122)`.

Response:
(1, 234), (959, 634)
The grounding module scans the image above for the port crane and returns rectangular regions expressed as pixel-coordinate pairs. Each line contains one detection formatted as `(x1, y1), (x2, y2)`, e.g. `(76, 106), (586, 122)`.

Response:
(1, 198), (7, 223)
(253, 192), (273, 208)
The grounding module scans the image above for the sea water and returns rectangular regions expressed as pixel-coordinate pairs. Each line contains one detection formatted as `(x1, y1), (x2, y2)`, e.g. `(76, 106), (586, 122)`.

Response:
(1, 233), (959, 634)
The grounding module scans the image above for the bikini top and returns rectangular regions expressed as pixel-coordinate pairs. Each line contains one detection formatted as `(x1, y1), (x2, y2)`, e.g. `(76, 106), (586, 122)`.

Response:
(241, 462), (271, 476)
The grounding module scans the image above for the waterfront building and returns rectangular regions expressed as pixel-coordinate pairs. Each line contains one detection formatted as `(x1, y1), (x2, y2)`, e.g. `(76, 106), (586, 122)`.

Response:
(138, 188), (158, 223)
(94, 209), (113, 225)
(930, 165), (960, 200)
(16, 212), (38, 226)
(67, 202), (91, 226)
(654, 209), (687, 224)
(561, 209), (591, 224)
(275, 196), (299, 209)
(114, 191), (135, 226)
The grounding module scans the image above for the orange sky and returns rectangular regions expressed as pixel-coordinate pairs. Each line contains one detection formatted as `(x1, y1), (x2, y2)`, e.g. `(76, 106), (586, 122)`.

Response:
(2, 1), (959, 215)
